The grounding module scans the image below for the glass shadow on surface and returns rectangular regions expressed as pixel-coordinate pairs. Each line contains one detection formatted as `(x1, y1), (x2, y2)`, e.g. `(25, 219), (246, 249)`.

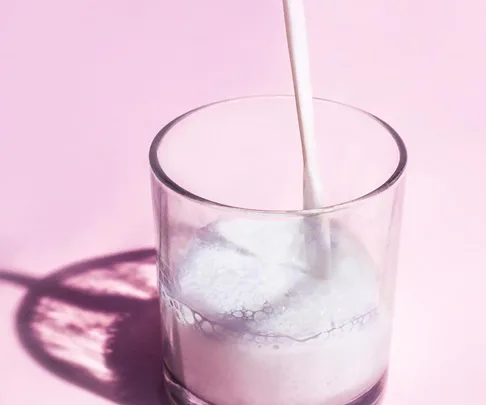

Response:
(0, 249), (170, 405)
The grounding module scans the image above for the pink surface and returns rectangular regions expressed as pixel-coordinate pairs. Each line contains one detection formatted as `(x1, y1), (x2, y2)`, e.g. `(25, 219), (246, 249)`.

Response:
(1, 1), (485, 404)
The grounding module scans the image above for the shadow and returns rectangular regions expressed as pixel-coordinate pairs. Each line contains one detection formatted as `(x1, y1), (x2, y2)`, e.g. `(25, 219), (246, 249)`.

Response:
(0, 249), (169, 405)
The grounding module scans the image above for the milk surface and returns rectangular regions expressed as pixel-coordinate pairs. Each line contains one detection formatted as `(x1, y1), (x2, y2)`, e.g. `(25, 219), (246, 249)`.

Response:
(160, 219), (391, 405)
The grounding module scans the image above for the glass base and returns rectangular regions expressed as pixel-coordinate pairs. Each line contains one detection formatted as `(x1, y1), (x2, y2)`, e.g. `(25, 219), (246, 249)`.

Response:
(162, 365), (387, 405)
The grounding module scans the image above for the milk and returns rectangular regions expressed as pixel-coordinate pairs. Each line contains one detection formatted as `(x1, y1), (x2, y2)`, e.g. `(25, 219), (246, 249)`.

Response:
(282, 0), (332, 278)
(160, 219), (391, 405)
(160, 3), (390, 404)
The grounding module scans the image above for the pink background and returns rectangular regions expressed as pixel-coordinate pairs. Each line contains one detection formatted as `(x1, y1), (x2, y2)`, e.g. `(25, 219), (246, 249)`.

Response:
(1, 0), (485, 404)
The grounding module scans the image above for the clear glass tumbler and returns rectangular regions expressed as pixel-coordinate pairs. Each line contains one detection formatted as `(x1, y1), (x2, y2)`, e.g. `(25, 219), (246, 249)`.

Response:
(149, 96), (407, 405)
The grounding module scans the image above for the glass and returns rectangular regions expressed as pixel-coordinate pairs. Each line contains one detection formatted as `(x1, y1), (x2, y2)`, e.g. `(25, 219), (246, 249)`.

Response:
(149, 96), (407, 405)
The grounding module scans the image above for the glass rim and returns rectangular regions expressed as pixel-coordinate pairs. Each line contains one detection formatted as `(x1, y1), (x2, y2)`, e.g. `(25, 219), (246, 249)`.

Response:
(149, 95), (408, 216)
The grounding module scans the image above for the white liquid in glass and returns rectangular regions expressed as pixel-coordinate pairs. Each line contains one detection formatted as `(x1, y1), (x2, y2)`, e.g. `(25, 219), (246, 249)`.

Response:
(161, 220), (390, 405)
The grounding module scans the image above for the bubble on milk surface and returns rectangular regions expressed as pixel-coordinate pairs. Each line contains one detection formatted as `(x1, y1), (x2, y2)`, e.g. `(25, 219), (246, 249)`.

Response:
(160, 218), (381, 346)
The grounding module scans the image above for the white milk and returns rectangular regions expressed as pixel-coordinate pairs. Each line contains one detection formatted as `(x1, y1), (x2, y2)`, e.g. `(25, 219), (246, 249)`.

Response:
(282, 0), (332, 278)
(161, 219), (391, 405)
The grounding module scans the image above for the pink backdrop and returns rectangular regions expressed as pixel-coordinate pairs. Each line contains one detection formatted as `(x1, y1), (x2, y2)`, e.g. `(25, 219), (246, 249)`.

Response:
(1, 1), (485, 404)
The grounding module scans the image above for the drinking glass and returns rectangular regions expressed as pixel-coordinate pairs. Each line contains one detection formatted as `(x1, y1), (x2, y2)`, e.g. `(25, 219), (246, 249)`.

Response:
(149, 96), (407, 405)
